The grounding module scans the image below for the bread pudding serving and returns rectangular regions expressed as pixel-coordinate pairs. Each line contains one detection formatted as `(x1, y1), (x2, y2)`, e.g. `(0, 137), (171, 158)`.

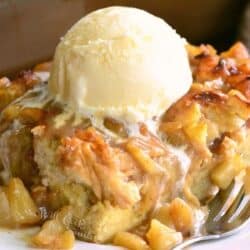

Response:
(0, 6), (250, 250)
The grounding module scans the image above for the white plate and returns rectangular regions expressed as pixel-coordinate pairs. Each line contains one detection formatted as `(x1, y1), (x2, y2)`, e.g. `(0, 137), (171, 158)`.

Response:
(0, 223), (250, 250)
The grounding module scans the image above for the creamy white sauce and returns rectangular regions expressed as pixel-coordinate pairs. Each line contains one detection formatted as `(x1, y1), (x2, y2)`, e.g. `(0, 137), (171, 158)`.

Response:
(34, 71), (50, 82)
(1, 81), (193, 198)
(204, 78), (224, 89)
(192, 207), (207, 236)
(12, 83), (52, 109)
(168, 144), (191, 195)
(9, 82), (165, 143)
(53, 111), (74, 129)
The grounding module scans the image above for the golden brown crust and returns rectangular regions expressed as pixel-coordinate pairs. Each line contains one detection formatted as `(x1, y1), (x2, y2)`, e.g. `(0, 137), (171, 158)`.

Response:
(162, 42), (250, 206)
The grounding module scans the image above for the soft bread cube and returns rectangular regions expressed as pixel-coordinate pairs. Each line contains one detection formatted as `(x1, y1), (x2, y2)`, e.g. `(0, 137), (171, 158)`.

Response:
(228, 90), (250, 120)
(72, 201), (140, 243)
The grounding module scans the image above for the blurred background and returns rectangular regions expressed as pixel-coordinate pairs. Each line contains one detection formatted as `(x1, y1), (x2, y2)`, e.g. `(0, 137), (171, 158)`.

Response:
(0, 0), (249, 76)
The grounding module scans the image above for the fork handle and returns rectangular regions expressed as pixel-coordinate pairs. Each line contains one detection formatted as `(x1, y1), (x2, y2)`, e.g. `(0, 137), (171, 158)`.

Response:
(173, 234), (220, 249)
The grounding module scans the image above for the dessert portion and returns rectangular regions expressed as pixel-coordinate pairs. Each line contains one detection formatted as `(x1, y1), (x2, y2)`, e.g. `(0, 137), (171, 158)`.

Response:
(0, 6), (250, 250)
(49, 6), (192, 122)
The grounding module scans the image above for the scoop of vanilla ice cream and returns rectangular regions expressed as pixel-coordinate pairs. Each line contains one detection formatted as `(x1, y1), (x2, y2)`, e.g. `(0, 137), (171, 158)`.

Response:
(49, 6), (192, 122)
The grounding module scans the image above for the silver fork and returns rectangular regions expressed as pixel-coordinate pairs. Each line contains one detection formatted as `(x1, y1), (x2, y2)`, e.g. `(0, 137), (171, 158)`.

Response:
(173, 180), (250, 249)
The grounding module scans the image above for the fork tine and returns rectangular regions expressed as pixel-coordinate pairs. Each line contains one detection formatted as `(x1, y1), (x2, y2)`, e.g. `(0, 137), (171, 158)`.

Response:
(174, 180), (250, 249)
(213, 180), (244, 222)
(221, 185), (245, 221)
(205, 180), (243, 233)
(174, 178), (250, 249)
(227, 194), (250, 223)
